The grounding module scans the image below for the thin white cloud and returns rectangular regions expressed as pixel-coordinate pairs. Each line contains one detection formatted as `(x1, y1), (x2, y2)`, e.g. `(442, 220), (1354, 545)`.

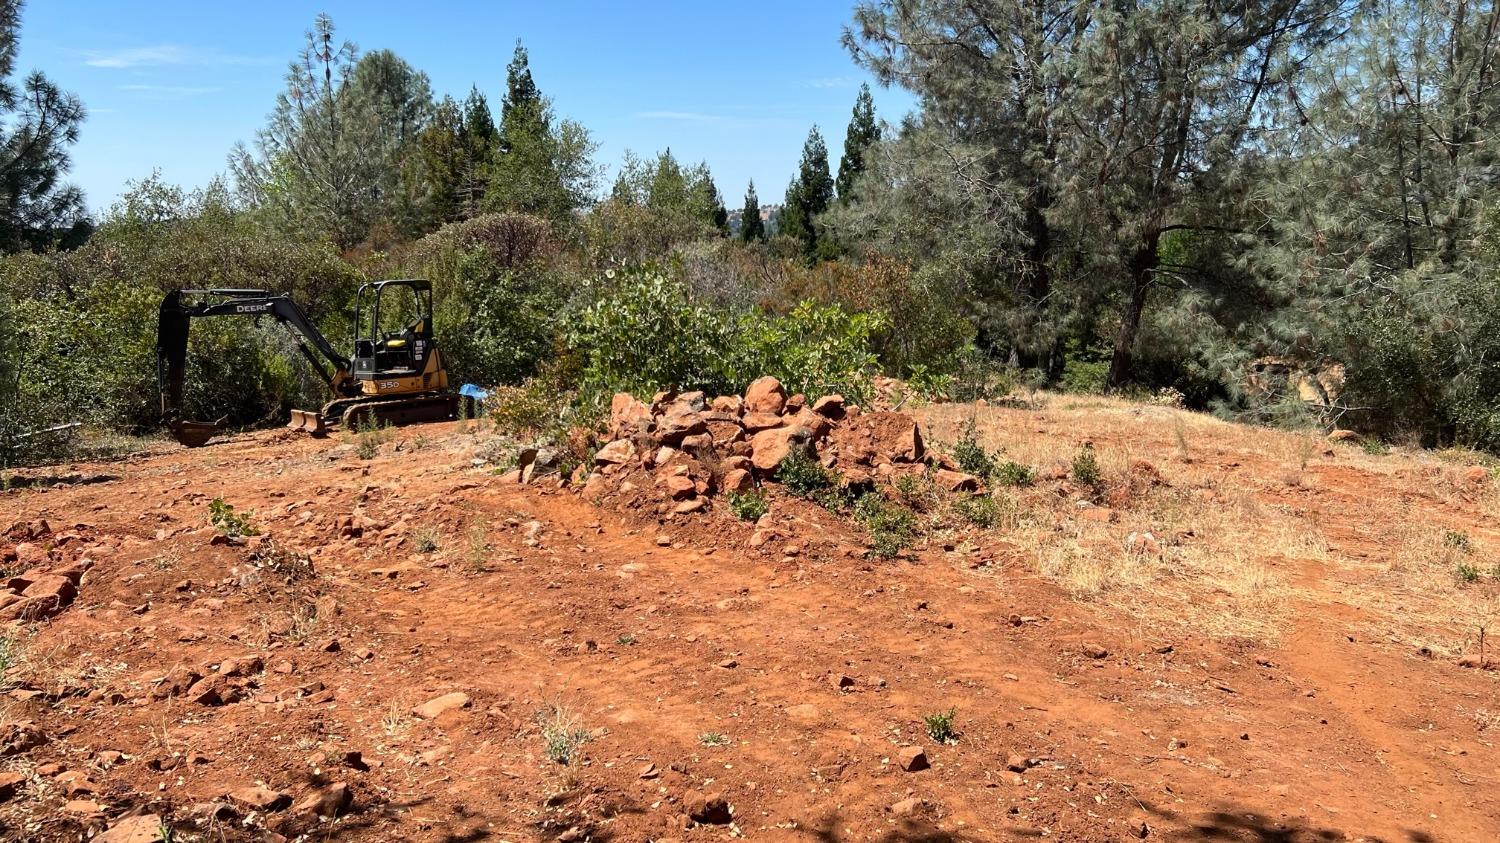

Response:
(121, 84), (222, 97)
(81, 45), (273, 69)
(635, 110), (724, 122)
(806, 76), (858, 89)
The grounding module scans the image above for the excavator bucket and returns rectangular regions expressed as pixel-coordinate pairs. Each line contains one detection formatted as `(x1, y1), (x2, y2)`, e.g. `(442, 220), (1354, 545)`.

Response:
(170, 420), (221, 448)
(288, 409), (328, 437)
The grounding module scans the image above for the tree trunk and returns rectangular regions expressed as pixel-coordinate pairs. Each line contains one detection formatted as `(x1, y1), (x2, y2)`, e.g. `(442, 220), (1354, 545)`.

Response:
(1107, 239), (1159, 389)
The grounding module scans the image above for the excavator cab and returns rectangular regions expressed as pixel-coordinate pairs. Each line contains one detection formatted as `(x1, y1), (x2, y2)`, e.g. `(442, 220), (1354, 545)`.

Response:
(352, 280), (435, 380)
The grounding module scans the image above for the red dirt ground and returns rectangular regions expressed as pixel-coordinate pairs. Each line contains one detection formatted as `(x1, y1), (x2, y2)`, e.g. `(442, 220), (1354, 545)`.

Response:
(0, 404), (1496, 842)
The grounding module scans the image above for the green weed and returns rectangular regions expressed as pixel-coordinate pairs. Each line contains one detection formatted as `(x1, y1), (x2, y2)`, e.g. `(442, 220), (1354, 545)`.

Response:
(728, 490), (769, 521)
(923, 708), (957, 743)
(208, 497), (259, 538)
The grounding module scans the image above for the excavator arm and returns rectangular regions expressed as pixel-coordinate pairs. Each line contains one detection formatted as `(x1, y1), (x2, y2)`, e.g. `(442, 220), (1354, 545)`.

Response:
(157, 289), (355, 443)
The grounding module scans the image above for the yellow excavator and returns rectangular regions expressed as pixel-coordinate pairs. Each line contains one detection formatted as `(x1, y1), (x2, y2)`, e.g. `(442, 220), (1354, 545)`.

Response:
(156, 279), (457, 447)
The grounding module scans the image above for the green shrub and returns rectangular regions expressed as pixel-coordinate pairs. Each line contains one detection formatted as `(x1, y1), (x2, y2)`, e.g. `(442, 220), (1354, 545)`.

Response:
(854, 492), (917, 559)
(567, 269), (737, 397)
(951, 418), (996, 478)
(1071, 443), (1102, 487)
(729, 490), (769, 521)
(1061, 339), (1111, 394)
(952, 494), (999, 527)
(1457, 562), (1481, 584)
(566, 269), (884, 404)
(1444, 529), (1473, 552)
(730, 300), (887, 406)
(894, 472), (940, 513)
(776, 450), (834, 498)
(993, 461), (1034, 487)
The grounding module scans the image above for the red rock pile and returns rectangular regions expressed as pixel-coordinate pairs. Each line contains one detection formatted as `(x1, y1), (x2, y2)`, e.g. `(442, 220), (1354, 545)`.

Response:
(0, 519), (89, 623)
(568, 375), (982, 514)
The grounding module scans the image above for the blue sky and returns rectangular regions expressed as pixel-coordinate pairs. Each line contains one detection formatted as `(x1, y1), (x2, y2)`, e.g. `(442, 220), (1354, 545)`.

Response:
(13, 1), (915, 215)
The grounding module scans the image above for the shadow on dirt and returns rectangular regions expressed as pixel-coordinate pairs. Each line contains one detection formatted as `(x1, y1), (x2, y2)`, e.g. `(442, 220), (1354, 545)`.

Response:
(804, 812), (979, 842)
(1159, 803), (1438, 843)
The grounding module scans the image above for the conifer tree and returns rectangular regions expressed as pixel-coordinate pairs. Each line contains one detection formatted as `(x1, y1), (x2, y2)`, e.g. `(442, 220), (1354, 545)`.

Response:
(485, 41), (597, 222)
(0, 0), (88, 252)
(781, 126), (834, 259)
(458, 86), (495, 216)
(835, 83), (879, 202)
(740, 181), (764, 242)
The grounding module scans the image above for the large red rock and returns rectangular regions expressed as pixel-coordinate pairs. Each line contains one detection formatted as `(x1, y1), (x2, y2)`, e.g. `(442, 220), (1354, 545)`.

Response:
(293, 781), (352, 818)
(828, 412), (924, 465)
(412, 691), (470, 719)
(662, 475), (697, 500)
(741, 412), (784, 433)
(750, 426), (814, 473)
(609, 393), (652, 439)
(21, 574), (75, 606)
(705, 420), (745, 445)
(228, 785), (291, 812)
(656, 409), (707, 444)
(95, 814), (166, 843)
(722, 469), (755, 494)
(932, 469), (980, 492)
(784, 408), (832, 439)
(593, 440), (634, 465)
(744, 376), (787, 415)
(811, 394), (846, 419)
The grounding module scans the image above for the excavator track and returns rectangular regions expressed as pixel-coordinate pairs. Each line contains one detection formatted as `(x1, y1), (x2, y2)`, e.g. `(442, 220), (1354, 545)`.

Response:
(337, 393), (459, 430)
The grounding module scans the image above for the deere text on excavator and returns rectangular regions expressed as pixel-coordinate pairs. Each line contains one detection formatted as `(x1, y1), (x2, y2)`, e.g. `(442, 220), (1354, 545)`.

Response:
(156, 279), (457, 447)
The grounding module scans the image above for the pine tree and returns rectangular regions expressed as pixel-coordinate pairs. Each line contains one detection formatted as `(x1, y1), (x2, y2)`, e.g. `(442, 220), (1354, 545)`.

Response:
(0, 0), (88, 253)
(458, 86), (495, 216)
(485, 41), (598, 222)
(500, 40), (541, 125)
(836, 83), (879, 201)
(781, 126), (834, 259)
(846, 0), (1351, 386)
(414, 95), (464, 228)
(740, 181), (764, 242)
(707, 177), (728, 235)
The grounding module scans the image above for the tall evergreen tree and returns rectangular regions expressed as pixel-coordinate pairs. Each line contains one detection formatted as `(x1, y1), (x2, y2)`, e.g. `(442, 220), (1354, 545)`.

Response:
(781, 126), (834, 259)
(835, 83), (879, 201)
(0, 0), (88, 253)
(458, 86), (496, 217)
(740, 181), (764, 242)
(706, 176), (728, 235)
(231, 15), (433, 246)
(414, 95), (464, 228)
(485, 41), (598, 222)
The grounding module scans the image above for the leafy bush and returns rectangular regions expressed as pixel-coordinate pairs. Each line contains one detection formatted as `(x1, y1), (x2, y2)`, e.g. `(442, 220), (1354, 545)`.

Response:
(952, 494), (1000, 527)
(730, 300), (887, 405)
(1061, 339), (1111, 394)
(993, 461), (1034, 487)
(776, 450), (834, 497)
(567, 269), (737, 398)
(951, 418), (996, 478)
(894, 472), (940, 513)
(729, 490), (769, 521)
(566, 269), (883, 403)
(1071, 443), (1102, 488)
(853, 492), (917, 559)
(923, 708), (957, 743)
